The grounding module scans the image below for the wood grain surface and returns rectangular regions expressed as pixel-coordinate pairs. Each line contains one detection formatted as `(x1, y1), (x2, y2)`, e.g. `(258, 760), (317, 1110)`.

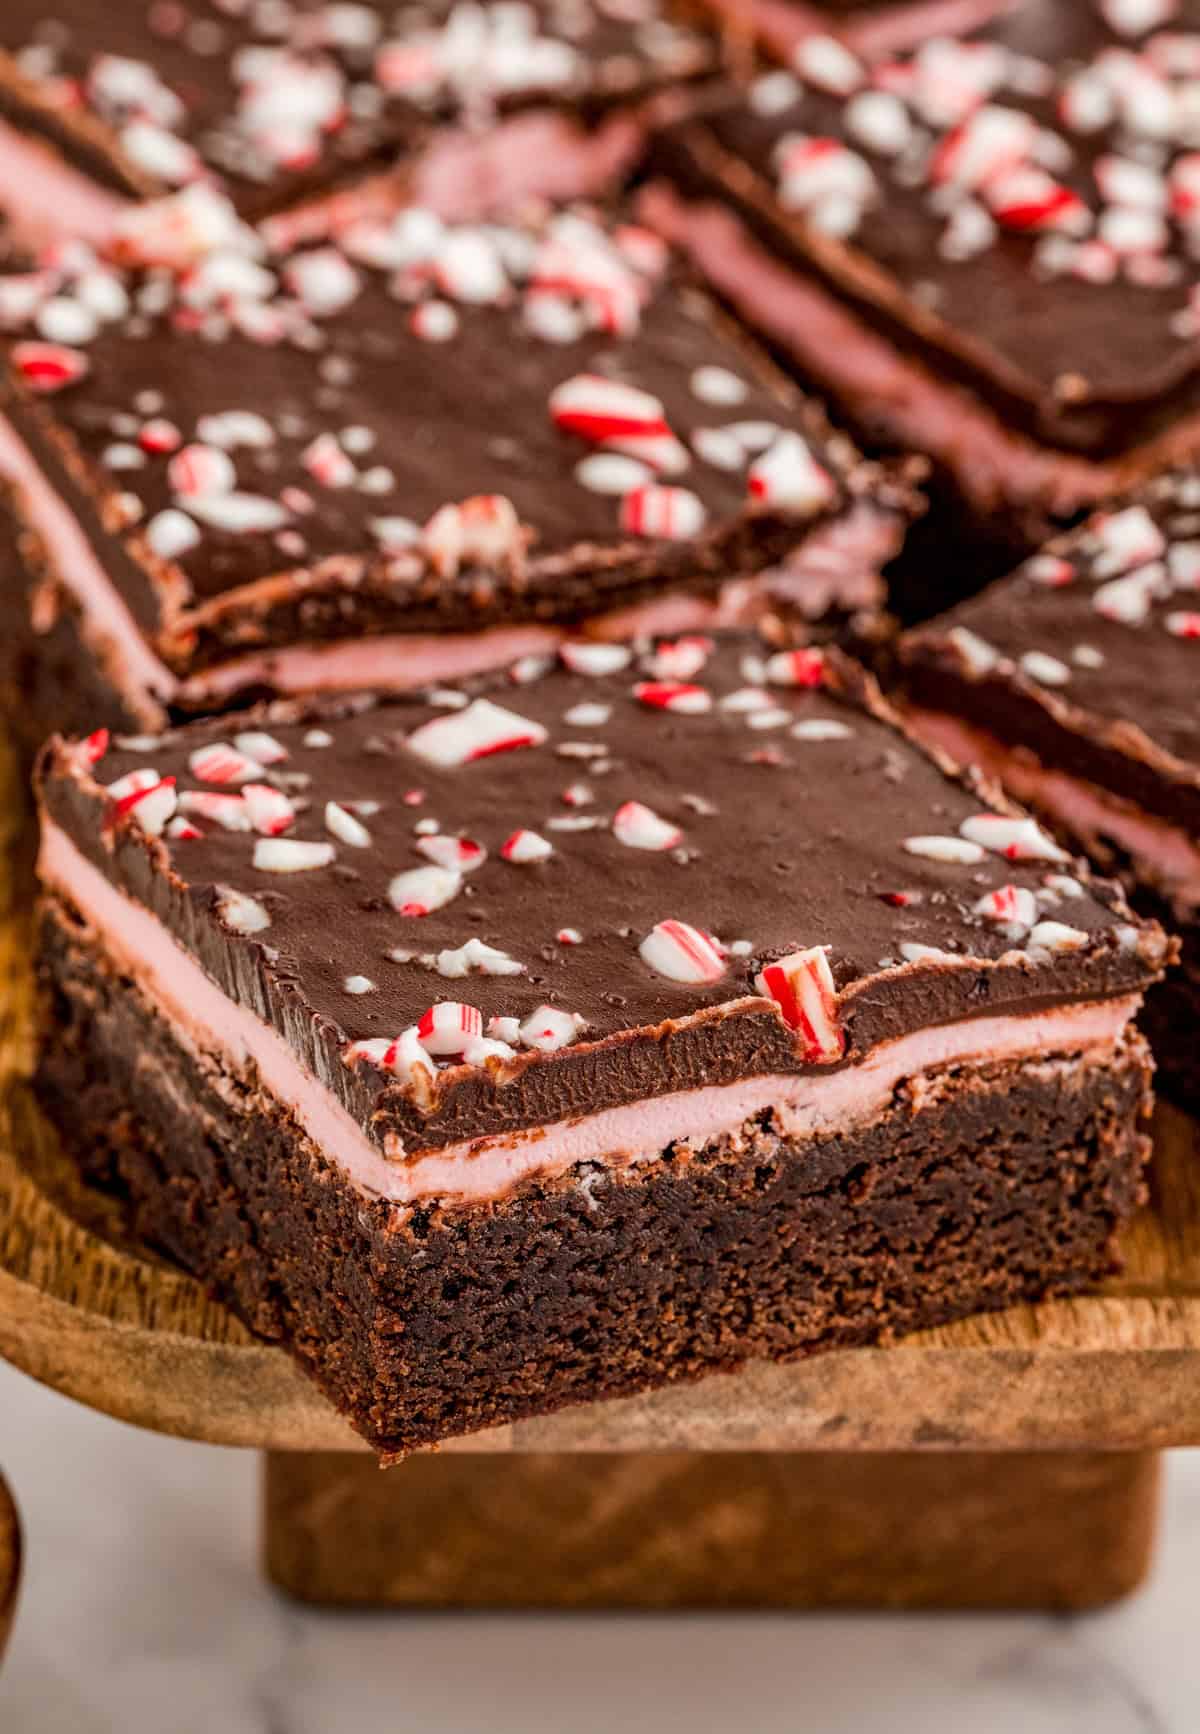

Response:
(262, 1449), (1161, 1610)
(0, 1470), (19, 1662)
(3, 736), (1200, 1455)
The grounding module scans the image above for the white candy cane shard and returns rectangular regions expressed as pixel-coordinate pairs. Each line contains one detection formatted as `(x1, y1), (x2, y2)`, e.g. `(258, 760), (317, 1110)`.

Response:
(234, 730), (288, 765)
(325, 801), (372, 847)
(644, 636), (712, 681)
(973, 884), (1038, 927)
(168, 443), (236, 498)
(500, 829), (554, 863)
(560, 641), (632, 676)
(422, 494), (523, 578)
(903, 835), (986, 864)
(186, 493), (290, 534)
(463, 1036), (518, 1066)
(215, 886), (271, 934)
(416, 834), (487, 872)
(417, 1001), (484, 1056)
(1027, 920), (1090, 954)
(638, 920), (726, 984)
(549, 373), (688, 474)
(189, 741), (265, 784)
(343, 1037), (394, 1068)
(612, 801), (683, 851)
(1019, 651), (1071, 686)
(381, 1026), (438, 1096)
(518, 1005), (584, 1052)
(959, 814), (1069, 862)
(748, 434), (835, 513)
(755, 946), (844, 1063)
(146, 509), (200, 558)
(178, 790), (251, 831)
(241, 783), (296, 836)
(434, 938), (524, 978)
(388, 864), (462, 916)
(406, 698), (547, 767)
(252, 838), (335, 872)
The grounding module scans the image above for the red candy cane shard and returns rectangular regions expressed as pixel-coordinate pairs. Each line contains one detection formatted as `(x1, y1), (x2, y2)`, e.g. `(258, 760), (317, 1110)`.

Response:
(764, 648), (825, 688)
(974, 884), (1038, 927)
(633, 681), (712, 715)
(755, 946), (844, 1062)
(406, 698), (548, 768)
(11, 341), (89, 392)
(82, 728), (110, 766)
(188, 741), (265, 785)
(549, 374), (689, 474)
(619, 485), (706, 541)
(117, 776), (178, 836)
(639, 920), (727, 984)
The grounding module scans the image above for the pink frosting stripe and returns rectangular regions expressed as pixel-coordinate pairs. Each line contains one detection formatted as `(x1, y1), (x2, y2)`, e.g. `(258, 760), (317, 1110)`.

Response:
(40, 819), (1139, 1207)
(178, 504), (896, 703)
(909, 707), (1200, 909)
(0, 413), (178, 701)
(0, 118), (130, 249)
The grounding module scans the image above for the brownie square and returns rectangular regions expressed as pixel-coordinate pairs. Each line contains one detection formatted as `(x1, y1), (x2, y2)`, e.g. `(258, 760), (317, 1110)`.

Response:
(35, 636), (1166, 1453)
(901, 469), (1200, 1107)
(0, 0), (718, 245)
(0, 196), (920, 750)
(644, 0), (1200, 612)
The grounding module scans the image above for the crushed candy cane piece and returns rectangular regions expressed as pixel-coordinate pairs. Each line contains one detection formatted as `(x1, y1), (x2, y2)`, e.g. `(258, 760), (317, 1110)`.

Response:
(638, 920), (726, 984)
(755, 946), (844, 1062)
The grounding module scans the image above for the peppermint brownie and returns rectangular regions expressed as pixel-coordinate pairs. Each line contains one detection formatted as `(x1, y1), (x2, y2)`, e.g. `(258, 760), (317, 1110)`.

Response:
(901, 471), (1200, 1108)
(645, 0), (1200, 612)
(35, 638), (1166, 1454)
(0, 0), (717, 248)
(0, 198), (920, 752)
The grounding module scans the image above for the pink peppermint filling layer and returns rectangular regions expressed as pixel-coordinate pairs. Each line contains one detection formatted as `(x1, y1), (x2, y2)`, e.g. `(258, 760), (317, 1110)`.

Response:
(41, 820), (1140, 1208)
(908, 706), (1200, 911)
(0, 118), (131, 249)
(178, 505), (896, 702)
(1, 409), (896, 711)
(640, 187), (1200, 521)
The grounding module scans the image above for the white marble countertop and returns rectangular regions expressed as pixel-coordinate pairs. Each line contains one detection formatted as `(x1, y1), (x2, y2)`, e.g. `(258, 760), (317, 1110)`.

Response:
(2, 1360), (1198, 1734)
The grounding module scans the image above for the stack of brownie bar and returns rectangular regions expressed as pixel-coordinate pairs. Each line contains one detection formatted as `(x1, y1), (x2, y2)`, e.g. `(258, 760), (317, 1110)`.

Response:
(1, 0), (1195, 1455)
(646, 0), (1200, 608)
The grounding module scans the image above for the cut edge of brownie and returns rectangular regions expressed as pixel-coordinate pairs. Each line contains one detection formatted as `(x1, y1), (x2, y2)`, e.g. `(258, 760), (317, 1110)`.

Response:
(37, 888), (1156, 1458)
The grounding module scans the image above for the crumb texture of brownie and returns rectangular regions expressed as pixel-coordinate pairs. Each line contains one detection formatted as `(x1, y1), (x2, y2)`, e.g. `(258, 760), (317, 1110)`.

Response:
(37, 894), (1154, 1456)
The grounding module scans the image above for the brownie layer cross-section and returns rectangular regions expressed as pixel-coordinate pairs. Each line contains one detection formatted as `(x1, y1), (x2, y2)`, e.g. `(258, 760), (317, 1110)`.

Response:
(39, 890), (1155, 1458)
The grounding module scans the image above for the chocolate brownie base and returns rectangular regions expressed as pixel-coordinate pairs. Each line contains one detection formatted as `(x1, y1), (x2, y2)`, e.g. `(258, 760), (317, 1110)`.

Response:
(38, 893), (1155, 1459)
